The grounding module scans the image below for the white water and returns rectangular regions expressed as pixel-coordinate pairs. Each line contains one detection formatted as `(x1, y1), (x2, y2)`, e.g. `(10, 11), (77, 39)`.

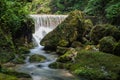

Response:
(16, 15), (82, 80)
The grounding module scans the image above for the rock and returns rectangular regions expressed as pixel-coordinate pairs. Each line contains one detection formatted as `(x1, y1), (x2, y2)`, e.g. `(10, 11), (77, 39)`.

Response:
(57, 48), (77, 63)
(90, 24), (120, 44)
(18, 46), (30, 54)
(56, 46), (69, 55)
(113, 41), (120, 56)
(40, 10), (85, 49)
(84, 45), (99, 51)
(29, 54), (46, 63)
(99, 36), (116, 54)
(71, 41), (83, 48)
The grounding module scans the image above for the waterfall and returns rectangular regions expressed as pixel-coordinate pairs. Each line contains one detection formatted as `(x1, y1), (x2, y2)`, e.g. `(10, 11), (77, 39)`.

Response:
(30, 15), (67, 47)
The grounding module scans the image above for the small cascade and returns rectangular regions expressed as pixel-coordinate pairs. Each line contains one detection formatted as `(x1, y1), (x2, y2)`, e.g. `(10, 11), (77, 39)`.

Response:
(30, 15), (67, 46)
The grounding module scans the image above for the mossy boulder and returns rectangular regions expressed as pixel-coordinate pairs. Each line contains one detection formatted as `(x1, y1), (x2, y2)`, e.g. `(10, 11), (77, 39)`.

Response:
(18, 47), (30, 54)
(57, 48), (77, 63)
(40, 10), (86, 49)
(90, 24), (120, 44)
(29, 54), (46, 63)
(71, 41), (83, 48)
(113, 41), (120, 56)
(99, 36), (116, 54)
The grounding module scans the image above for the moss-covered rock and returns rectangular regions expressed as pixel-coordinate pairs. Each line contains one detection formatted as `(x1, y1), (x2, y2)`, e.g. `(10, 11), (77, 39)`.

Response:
(113, 41), (120, 56)
(56, 46), (69, 55)
(0, 66), (31, 80)
(18, 46), (30, 54)
(40, 10), (85, 49)
(84, 45), (99, 51)
(51, 49), (120, 80)
(71, 41), (83, 48)
(99, 36), (116, 54)
(57, 48), (77, 63)
(29, 54), (46, 63)
(90, 24), (120, 44)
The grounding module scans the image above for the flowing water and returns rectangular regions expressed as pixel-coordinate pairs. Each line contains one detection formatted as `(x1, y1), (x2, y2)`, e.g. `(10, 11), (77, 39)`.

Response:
(16, 15), (82, 80)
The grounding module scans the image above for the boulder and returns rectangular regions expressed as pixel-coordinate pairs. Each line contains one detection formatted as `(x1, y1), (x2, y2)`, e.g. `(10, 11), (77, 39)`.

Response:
(29, 54), (46, 63)
(40, 10), (86, 49)
(56, 46), (70, 55)
(71, 41), (83, 48)
(99, 36), (116, 54)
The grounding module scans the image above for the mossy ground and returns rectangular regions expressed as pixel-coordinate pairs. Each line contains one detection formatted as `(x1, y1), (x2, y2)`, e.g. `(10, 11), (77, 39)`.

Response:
(50, 49), (120, 80)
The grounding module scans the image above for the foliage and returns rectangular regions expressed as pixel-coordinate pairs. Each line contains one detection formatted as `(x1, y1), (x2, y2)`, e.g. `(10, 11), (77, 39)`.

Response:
(0, 0), (30, 37)
(26, 0), (51, 14)
(50, 0), (89, 14)
(84, 0), (120, 25)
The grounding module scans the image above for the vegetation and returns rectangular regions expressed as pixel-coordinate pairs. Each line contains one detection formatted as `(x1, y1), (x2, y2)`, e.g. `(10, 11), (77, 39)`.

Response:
(0, 0), (120, 80)
(50, 49), (120, 80)
(0, 0), (34, 79)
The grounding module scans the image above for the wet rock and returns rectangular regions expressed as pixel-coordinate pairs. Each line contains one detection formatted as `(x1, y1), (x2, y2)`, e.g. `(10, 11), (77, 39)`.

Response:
(29, 54), (46, 63)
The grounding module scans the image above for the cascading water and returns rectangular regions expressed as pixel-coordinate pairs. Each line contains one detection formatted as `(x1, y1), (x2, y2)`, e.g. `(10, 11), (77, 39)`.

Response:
(16, 15), (81, 80)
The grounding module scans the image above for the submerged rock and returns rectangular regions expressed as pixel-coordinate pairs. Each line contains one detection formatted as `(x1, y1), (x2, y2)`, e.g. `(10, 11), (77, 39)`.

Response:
(40, 10), (86, 49)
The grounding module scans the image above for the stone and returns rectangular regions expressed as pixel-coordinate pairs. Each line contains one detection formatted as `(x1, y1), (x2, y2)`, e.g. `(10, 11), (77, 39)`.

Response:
(29, 54), (46, 63)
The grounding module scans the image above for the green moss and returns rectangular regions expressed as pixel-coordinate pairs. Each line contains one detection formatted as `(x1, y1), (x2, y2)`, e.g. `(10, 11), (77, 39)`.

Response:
(58, 39), (69, 47)
(113, 41), (120, 56)
(0, 73), (18, 80)
(52, 49), (120, 80)
(18, 47), (30, 54)
(29, 54), (46, 63)
(90, 24), (120, 44)
(0, 52), (15, 63)
(99, 36), (116, 54)
(56, 46), (69, 55)
(71, 41), (83, 48)
(0, 66), (31, 80)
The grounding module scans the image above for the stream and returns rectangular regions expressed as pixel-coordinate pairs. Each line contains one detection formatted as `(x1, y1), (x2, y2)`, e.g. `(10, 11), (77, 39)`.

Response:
(16, 15), (82, 80)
